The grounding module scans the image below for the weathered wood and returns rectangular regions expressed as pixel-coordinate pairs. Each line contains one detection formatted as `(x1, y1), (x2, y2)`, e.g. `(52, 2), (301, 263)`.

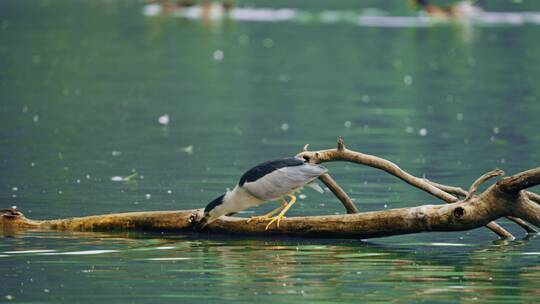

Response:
(2, 139), (539, 240)
(1, 183), (538, 238)
(296, 139), (516, 238)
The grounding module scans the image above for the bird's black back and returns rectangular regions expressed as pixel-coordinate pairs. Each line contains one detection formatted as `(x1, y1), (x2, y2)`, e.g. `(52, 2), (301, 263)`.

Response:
(238, 157), (304, 186)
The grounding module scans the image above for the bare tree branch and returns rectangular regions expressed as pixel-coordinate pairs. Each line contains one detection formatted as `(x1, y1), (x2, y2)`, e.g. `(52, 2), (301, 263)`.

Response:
(318, 173), (359, 214)
(3, 139), (539, 240)
(466, 169), (504, 200)
(497, 167), (540, 194)
(297, 138), (514, 239)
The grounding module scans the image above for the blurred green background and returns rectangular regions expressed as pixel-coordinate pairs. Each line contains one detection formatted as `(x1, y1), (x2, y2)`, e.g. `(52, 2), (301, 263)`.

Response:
(1, 1), (540, 303)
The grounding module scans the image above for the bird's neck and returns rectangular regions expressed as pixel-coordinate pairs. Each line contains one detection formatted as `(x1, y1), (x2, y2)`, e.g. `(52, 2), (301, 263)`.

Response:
(223, 186), (264, 210)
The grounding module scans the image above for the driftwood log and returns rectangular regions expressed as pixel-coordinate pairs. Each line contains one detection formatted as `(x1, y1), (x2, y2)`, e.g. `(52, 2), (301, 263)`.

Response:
(1, 138), (539, 240)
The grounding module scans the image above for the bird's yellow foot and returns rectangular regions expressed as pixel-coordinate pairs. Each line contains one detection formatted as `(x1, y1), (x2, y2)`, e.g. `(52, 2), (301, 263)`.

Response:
(265, 214), (286, 230)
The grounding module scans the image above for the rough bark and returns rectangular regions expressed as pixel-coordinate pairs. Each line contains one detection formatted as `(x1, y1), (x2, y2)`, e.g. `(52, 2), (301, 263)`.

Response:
(2, 138), (539, 240)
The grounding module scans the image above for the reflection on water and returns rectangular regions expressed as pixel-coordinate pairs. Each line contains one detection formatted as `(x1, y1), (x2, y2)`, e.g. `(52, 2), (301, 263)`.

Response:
(143, 3), (540, 27)
(2, 0), (540, 302)
(1, 231), (540, 302)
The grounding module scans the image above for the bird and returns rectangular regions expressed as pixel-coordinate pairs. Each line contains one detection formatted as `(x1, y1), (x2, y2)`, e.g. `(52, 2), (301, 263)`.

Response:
(412, 0), (483, 19)
(195, 157), (328, 230)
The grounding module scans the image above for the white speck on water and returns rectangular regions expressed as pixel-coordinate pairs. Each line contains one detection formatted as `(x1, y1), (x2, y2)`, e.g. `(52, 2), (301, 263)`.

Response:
(111, 150), (122, 156)
(384, 204), (388, 208)
(158, 114), (170, 125)
(33, 115), (39, 123)
(405, 126), (414, 134)
(58, 190), (62, 194)
(5, 295), (14, 300)
(493, 127), (500, 134)
(181, 145), (193, 155)
(490, 136), (496, 142)
(111, 176), (124, 182)
(31, 162), (35, 167)
(361, 95), (370, 103)
(238, 34), (250, 45)
(418, 128), (428, 136)
(22, 106), (28, 113)
(43, 289), (49, 293)
(167, 190), (172, 194)
(86, 174), (91, 180)
(32, 55), (41, 64)
(500, 158), (506, 164)
(457, 113), (464, 121)
(344, 121), (352, 128)
(319, 203), (325, 207)
(12, 187), (18, 191)
(278, 73), (289, 82)
(145, 193), (151, 200)
(213, 49), (224, 61)
(76, 179), (81, 184)
(299, 194), (307, 200)
(11, 205), (17, 209)
(281, 123), (289, 131)
(403, 75), (413, 86)
(263, 38), (274, 48)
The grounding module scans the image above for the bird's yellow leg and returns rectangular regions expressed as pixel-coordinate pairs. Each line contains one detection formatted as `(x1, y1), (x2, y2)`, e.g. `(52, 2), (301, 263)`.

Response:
(265, 194), (297, 230)
(246, 198), (288, 223)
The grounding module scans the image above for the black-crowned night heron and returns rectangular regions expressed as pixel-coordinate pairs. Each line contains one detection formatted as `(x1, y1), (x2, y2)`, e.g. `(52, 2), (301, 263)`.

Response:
(196, 157), (328, 230)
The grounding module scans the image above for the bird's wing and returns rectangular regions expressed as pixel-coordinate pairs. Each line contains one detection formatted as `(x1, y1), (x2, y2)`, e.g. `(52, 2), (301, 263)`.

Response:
(243, 163), (327, 200)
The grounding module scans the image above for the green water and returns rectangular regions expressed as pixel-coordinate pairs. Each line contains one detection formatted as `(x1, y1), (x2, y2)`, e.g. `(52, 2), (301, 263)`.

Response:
(1, 0), (540, 302)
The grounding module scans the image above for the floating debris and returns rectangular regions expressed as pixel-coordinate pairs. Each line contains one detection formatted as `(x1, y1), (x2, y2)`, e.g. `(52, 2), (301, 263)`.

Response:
(418, 128), (428, 136)
(281, 123), (289, 131)
(263, 38), (274, 48)
(158, 114), (170, 126)
(403, 74), (413, 86)
(213, 50), (224, 61)
(344, 121), (352, 128)
(111, 150), (122, 157)
(111, 172), (138, 183)
(181, 145), (194, 155)
(145, 194), (151, 200)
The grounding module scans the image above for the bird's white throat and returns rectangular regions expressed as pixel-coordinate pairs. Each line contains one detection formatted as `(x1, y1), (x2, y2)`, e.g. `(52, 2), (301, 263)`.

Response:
(218, 186), (265, 215)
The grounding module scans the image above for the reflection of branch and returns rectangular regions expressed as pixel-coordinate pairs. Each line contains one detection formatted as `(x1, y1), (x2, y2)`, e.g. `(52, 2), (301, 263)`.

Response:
(297, 137), (514, 239)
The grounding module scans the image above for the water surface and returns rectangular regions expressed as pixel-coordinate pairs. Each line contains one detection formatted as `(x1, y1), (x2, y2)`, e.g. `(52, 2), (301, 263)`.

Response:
(1, 0), (540, 302)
